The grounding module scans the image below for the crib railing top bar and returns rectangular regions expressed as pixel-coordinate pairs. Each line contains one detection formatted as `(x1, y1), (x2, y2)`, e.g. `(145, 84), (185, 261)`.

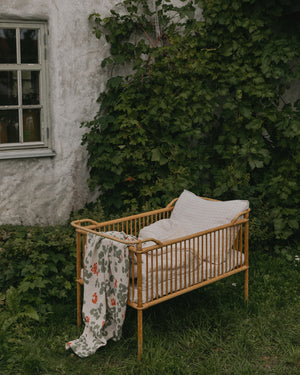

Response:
(71, 206), (174, 230)
(72, 211), (249, 251)
(71, 218), (100, 229)
(71, 224), (141, 244)
(166, 198), (178, 207)
(231, 208), (251, 223)
(71, 222), (164, 246)
(128, 217), (249, 254)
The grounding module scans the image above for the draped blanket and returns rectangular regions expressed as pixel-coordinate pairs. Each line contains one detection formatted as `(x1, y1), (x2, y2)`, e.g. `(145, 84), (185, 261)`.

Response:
(66, 231), (135, 358)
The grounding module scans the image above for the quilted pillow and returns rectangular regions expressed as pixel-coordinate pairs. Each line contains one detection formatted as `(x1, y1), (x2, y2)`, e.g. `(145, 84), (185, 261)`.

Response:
(170, 190), (249, 233)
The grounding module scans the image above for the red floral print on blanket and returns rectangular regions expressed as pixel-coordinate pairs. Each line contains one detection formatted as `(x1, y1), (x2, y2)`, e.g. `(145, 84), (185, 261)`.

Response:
(91, 263), (99, 276)
(92, 292), (98, 304)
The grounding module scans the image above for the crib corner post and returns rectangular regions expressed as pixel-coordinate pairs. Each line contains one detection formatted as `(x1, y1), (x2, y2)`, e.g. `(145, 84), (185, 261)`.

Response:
(244, 268), (249, 302)
(136, 242), (143, 360)
(77, 282), (82, 326)
(244, 212), (249, 303)
(76, 231), (82, 326)
(137, 309), (143, 361)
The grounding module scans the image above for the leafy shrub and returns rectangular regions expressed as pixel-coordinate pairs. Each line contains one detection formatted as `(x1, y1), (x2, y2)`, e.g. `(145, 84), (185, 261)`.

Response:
(0, 225), (76, 317)
(0, 199), (115, 321)
(82, 0), (300, 253)
(0, 286), (39, 331)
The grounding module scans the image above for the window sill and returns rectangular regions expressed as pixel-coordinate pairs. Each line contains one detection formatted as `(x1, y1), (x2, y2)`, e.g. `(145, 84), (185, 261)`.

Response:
(0, 148), (56, 160)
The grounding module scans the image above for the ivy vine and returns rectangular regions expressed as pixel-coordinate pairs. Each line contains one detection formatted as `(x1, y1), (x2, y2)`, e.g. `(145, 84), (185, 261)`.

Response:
(82, 0), (300, 254)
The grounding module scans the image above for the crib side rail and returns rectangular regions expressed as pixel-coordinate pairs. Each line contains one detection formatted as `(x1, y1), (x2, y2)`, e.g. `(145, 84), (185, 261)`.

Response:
(71, 205), (174, 239)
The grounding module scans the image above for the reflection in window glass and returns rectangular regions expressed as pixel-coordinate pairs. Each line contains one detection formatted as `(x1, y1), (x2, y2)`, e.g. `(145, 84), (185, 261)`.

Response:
(0, 110), (19, 143)
(0, 71), (18, 105)
(23, 109), (41, 142)
(22, 71), (39, 105)
(0, 28), (16, 63)
(0, 21), (47, 149)
(21, 29), (39, 63)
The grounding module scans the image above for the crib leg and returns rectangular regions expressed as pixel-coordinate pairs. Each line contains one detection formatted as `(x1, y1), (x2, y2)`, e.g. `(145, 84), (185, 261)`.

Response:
(137, 310), (143, 360)
(77, 282), (82, 326)
(244, 268), (249, 302)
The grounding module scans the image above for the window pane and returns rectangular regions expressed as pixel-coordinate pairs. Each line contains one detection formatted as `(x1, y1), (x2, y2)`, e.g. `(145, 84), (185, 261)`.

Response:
(0, 71), (18, 105)
(22, 71), (39, 105)
(0, 110), (19, 143)
(0, 28), (17, 63)
(23, 109), (40, 142)
(21, 29), (39, 63)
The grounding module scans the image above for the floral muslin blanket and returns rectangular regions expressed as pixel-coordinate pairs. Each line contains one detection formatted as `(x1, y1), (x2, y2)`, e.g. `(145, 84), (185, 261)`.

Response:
(66, 231), (135, 358)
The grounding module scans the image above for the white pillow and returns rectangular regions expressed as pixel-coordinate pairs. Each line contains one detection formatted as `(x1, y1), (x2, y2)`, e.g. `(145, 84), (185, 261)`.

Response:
(138, 219), (188, 242)
(138, 217), (230, 264)
(170, 190), (249, 233)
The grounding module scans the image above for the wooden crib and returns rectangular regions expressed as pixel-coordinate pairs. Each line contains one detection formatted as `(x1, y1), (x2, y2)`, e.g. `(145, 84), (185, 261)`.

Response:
(72, 193), (250, 360)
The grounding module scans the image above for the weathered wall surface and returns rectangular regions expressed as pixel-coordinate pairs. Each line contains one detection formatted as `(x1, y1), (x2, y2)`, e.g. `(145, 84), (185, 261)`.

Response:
(0, 0), (119, 225)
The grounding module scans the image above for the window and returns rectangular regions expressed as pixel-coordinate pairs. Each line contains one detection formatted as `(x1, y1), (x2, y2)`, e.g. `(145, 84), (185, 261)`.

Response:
(0, 20), (54, 159)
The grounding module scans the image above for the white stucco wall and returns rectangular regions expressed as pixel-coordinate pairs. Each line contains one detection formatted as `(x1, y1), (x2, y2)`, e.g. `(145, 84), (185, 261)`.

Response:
(0, 0), (120, 225)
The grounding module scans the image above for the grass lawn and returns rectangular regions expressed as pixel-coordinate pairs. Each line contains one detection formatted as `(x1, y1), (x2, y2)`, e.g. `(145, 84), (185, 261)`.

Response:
(1, 251), (299, 375)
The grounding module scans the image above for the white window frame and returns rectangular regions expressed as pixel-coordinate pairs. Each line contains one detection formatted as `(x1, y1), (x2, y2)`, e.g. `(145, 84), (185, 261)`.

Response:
(0, 20), (55, 159)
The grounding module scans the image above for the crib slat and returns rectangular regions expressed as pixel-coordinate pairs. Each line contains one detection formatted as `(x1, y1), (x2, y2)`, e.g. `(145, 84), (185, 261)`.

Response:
(210, 232), (212, 279)
(235, 225), (238, 266)
(166, 245), (169, 296)
(227, 227), (231, 271)
(222, 229), (224, 274)
(175, 242), (178, 292)
(217, 230), (220, 277)
(188, 239), (195, 285)
(146, 252), (149, 303)
(196, 236), (199, 284)
(201, 235), (204, 282)
(180, 241), (183, 290)
(239, 224), (243, 265)
(131, 251), (135, 302)
(151, 250), (154, 301)
(170, 245), (173, 295)
(156, 249), (159, 300)
(234, 226), (237, 268)
(184, 241), (187, 289)
(193, 237), (196, 284)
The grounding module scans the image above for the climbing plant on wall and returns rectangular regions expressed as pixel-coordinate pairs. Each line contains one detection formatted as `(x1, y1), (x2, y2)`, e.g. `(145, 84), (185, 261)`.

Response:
(82, 0), (300, 253)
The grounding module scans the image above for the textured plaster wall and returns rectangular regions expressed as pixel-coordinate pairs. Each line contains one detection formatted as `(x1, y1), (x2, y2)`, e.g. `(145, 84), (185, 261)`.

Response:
(0, 0), (119, 225)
